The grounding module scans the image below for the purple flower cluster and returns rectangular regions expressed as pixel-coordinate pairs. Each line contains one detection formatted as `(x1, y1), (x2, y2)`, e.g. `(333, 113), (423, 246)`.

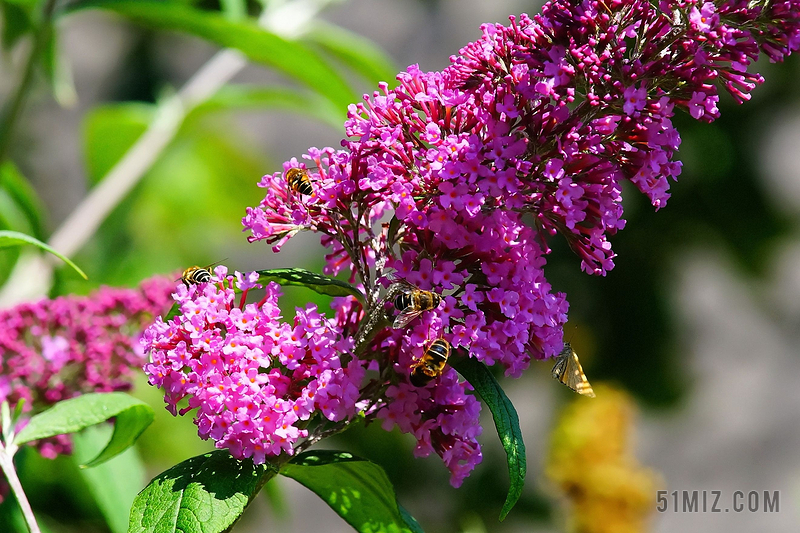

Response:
(237, 0), (798, 485)
(0, 276), (173, 457)
(142, 267), (366, 462)
(380, 372), (482, 487)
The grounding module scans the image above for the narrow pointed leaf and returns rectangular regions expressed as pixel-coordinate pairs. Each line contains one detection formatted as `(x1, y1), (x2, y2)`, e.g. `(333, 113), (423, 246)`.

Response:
(0, 162), (46, 239)
(41, 27), (78, 107)
(70, 1), (356, 111)
(281, 450), (423, 533)
(163, 301), (180, 321)
(303, 21), (396, 86)
(451, 357), (526, 521)
(128, 450), (272, 533)
(256, 268), (365, 305)
(13, 392), (153, 467)
(0, 230), (87, 279)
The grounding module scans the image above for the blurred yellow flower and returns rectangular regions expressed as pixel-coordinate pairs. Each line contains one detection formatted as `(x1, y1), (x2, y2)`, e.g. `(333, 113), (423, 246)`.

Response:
(546, 385), (663, 533)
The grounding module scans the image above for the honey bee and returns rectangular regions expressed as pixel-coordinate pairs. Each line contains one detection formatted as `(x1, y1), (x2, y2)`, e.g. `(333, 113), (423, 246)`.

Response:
(285, 168), (314, 196)
(392, 281), (442, 329)
(410, 338), (450, 387)
(179, 260), (226, 286)
(551, 342), (595, 397)
(180, 266), (212, 286)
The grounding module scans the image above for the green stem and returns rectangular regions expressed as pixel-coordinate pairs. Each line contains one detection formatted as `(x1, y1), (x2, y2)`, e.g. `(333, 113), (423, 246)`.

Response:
(0, 444), (41, 533)
(0, 0), (59, 165)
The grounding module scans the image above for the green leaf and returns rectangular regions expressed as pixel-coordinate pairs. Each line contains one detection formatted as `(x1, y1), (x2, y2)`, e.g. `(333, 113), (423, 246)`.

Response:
(128, 450), (271, 533)
(73, 424), (147, 533)
(82, 103), (153, 185)
(192, 84), (344, 129)
(397, 503), (425, 533)
(71, 1), (357, 111)
(0, 230), (88, 279)
(13, 392), (154, 467)
(303, 20), (396, 87)
(219, 0), (245, 21)
(163, 301), (180, 321)
(281, 450), (423, 533)
(450, 357), (526, 521)
(1, 0), (38, 6)
(0, 161), (46, 239)
(0, 1), (33, 51)
(256, 268), (365, 305)
(0, 501), (55, 533)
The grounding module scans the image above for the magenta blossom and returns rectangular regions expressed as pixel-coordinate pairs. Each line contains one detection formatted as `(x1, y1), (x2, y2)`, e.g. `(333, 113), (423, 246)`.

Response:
(237, 0), (799, 486)
(143, 267), (366, 462)
(0, 275), (174, 457)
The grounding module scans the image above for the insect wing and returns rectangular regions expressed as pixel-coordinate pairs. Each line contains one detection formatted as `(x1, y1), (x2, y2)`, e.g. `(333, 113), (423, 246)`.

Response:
(552, 345), (595, 398)
(564, 351), (595, 397)
(393, 307), (423, 329)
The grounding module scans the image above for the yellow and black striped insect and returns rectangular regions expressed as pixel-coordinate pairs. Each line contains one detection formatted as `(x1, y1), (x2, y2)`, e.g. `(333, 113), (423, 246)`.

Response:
(285, 168), (314, 196)
(179, 260), (226, 287)
(392, 281), (442, 329)
(551, 342), (595, 397)
(180, 266), (212, 286)
(410, 338), (450, 387)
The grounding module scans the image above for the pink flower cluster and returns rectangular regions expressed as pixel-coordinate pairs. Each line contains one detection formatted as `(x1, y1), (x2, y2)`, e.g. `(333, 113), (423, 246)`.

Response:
(142, 267), (365, 462)
(381, 372), (482, 488)
(240, 0), (799, 485)
(0, 276), (174, 457)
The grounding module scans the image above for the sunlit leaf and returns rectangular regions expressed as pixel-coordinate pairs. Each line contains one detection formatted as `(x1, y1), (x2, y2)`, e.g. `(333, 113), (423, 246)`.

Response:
(451, 356), (526, 521)
(0, 230), (87, 279)
(13, 392), (153, 467)
(281, 450), (424, 533)
(128, 450), (271, 533)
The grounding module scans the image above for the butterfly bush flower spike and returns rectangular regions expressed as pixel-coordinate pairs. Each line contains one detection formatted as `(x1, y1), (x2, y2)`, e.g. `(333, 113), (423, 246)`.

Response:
(143, 267), (366, 461)
(150, 0), (800, 485)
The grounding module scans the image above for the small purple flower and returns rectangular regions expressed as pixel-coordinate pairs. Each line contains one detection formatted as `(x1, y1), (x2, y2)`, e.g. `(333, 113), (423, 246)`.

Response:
(622, 86), (648, 116)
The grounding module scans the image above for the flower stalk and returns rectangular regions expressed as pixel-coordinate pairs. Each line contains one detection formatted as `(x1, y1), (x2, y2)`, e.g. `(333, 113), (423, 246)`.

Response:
(0, 405), (38, 533)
